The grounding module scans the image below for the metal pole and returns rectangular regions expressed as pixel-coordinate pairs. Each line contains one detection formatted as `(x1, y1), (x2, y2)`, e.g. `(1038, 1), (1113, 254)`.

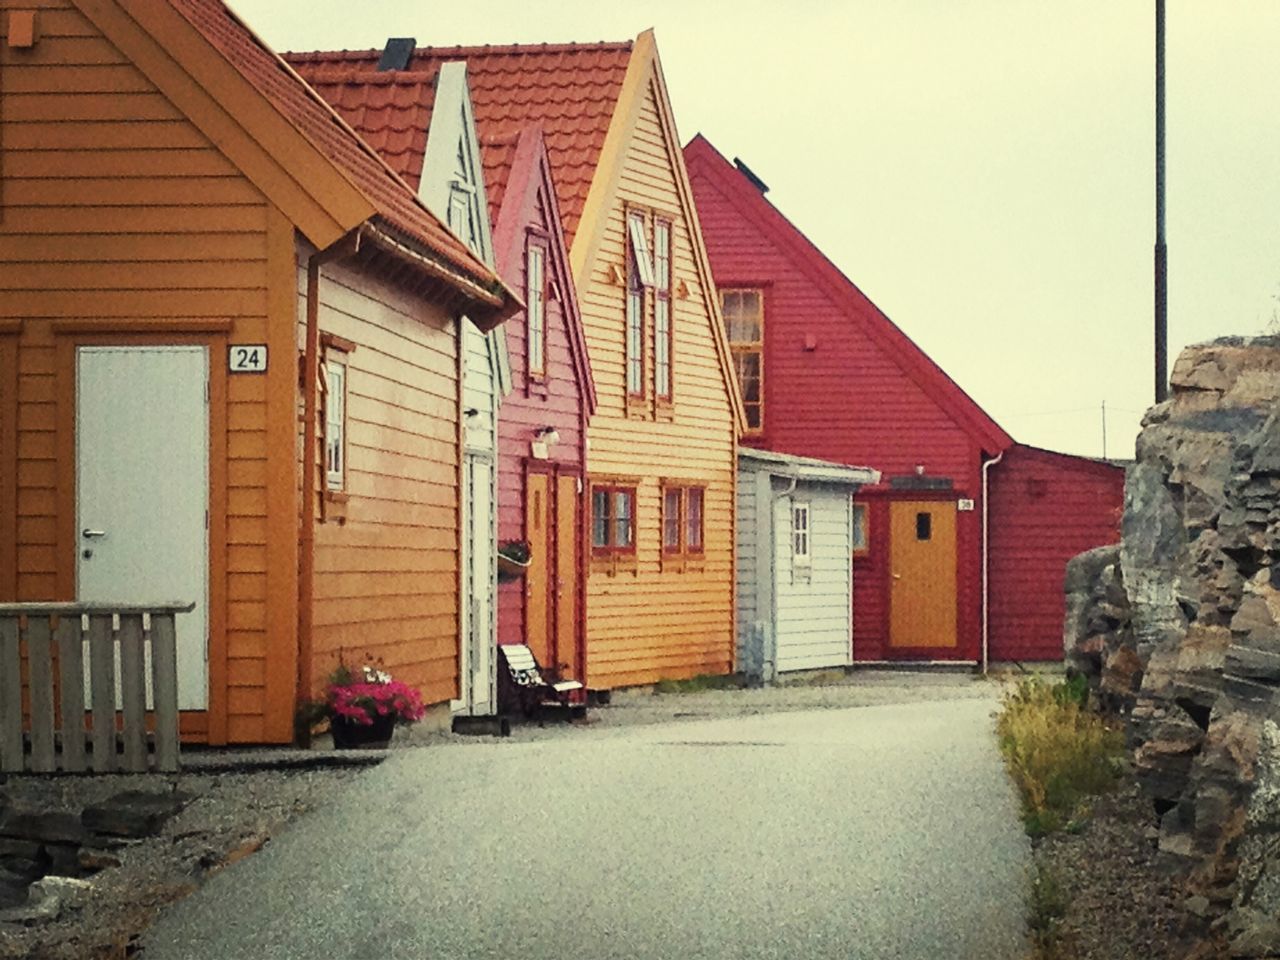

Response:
(1102, 400), (1108, 459)
(1155, 0), (1168, 402)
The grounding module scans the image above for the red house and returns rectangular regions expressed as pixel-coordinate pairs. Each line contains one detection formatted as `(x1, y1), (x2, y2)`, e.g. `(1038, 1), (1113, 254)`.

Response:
(686, 135), (1123, 665)
(481, 124), (595, 686)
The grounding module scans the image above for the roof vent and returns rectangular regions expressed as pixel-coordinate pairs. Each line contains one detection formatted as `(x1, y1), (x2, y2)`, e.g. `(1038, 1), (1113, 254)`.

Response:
(377, 37), (417, 71)
(733, 158), (769, 195)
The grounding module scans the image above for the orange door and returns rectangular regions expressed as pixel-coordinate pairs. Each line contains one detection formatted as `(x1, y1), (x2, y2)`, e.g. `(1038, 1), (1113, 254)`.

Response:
(554, 475), (580, 680)
(889, 501), (957, 650)
(525, 473), (552, 665)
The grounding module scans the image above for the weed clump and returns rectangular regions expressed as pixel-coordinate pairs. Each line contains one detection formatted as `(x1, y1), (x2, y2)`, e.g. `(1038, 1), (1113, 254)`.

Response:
(996, 675), (1123, 836)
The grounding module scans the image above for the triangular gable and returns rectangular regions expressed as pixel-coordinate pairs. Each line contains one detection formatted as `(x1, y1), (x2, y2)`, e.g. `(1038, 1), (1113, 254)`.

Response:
(571, 31), (746, 432)
(75, 0), (510, 317)
(684, 133), (1013, 454)
(487, 126), (598, 416)
(422, 62), (510, 394)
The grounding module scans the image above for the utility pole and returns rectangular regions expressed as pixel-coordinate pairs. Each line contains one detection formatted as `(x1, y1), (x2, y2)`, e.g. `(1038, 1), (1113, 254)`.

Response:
(1101, 400), (1108, 460)
(1155, 0), (1168, 402)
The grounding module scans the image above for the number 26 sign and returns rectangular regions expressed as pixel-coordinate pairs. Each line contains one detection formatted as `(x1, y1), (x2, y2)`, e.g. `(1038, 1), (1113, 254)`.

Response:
(229, 344), (268, 373)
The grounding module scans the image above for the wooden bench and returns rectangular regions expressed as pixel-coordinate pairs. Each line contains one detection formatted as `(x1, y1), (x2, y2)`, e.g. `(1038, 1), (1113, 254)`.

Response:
(499, 644), (584, 720)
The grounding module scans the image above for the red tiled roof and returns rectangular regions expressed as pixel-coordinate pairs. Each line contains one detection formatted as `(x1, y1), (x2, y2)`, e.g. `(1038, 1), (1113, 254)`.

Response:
(478, 129), (521, 226)
(284, 43), (634, 248)
(168, 0), (503, 297)
(289, 68), (437, 190)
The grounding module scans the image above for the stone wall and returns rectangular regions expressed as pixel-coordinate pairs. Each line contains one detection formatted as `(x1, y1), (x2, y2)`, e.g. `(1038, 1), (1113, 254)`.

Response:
(1066, 336), (1280, 957)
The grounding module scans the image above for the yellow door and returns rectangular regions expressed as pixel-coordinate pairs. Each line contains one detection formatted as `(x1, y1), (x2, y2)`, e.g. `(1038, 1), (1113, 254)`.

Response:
(554, 475), (580, 680)
(525, 473), (551, 665)
(889, 501), (957, 650)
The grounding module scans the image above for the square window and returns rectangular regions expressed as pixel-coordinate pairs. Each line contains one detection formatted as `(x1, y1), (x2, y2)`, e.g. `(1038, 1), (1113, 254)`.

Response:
(592, 483), (637, 556)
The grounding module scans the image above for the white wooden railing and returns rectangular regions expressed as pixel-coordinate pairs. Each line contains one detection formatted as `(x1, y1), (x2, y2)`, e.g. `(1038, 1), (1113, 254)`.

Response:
(0, 602), (193, 774)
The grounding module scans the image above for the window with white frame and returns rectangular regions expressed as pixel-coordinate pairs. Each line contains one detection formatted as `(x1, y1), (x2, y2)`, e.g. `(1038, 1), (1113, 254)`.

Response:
(792, 502), (811, 565)
(654, 218), (672, 399)
(852, 502), (869, 555)
(626, 210), (652, 397)
(324, 354), (347, 491)
(527, 239), (547, 377)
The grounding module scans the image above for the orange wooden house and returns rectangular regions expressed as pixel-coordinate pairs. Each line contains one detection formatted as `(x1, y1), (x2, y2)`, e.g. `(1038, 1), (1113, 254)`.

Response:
(0, 0), (517, 743)
(283, 34), (745, 689)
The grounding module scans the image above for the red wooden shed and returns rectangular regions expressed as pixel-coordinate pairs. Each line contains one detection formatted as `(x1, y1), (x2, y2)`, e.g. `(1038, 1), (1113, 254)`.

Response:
(685, 135), (1123, 665)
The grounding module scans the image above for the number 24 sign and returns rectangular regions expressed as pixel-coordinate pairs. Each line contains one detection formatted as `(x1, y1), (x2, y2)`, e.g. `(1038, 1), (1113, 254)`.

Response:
(228, 344), (268, 373)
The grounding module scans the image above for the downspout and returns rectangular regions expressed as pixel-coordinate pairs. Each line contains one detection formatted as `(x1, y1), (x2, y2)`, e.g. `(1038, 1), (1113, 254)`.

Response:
(297, 229), (361, 741)
(981, 450), (1005, 676)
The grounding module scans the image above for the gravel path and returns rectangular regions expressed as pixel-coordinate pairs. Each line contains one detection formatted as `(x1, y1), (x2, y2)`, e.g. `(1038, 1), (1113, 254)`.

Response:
(140, 689), (1029, 960)
(0, 766), (365, 960)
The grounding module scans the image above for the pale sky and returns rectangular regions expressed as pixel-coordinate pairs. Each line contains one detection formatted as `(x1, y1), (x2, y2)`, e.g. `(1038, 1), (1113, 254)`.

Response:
(231, 0), (1280, 460)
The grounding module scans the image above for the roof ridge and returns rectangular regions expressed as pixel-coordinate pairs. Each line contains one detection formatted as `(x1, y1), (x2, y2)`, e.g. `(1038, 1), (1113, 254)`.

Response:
(284, 40), (634, 61)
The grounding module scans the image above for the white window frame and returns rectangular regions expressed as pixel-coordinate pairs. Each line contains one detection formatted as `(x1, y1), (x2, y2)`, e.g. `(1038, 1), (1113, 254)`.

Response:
(324, 355), (347, 492)
(792, 501), (811, 566)
(852, 502), (869, 555)
(628, 213), (656, 289)
(527, 240), (547, 377)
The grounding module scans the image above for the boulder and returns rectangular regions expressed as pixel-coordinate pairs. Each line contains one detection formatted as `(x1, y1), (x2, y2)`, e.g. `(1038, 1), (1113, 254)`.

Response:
(81, 790), (190, 839)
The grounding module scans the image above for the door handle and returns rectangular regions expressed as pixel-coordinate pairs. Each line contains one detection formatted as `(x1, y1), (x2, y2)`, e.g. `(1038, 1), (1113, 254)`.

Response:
(82, 529), (107, 539)
(892, 573), (902, 580)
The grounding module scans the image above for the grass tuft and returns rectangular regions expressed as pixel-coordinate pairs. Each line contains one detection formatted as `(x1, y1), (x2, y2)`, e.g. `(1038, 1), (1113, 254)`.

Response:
(996, 675), (1123, 837)
(1026, 864), (1069, 958)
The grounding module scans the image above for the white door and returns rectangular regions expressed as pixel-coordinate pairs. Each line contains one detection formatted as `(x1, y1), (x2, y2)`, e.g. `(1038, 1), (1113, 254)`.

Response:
(77, 346), (210, 710)
(454, 453), (496, 716)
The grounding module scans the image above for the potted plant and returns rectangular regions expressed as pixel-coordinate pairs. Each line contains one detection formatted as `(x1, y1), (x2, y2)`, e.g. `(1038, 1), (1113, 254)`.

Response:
(497, 539), (533, 581)
(315, 661), (427, 749)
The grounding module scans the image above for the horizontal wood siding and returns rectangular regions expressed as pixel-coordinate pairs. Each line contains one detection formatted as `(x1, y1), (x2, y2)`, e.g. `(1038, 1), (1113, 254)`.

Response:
(988, 446), (1124, 662)
(301, 256), (461, 707)
(734, 462), (759, 667)
(581, 78), (736, 688)
(496, 177), (586, 650)
(690, 155), (989, 663)
(0, 1), (291, 743)
(773, 486), (853, 671)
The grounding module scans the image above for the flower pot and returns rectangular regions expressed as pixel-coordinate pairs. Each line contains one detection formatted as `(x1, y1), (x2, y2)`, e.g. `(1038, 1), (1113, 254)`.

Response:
(330, 713), (396, 749)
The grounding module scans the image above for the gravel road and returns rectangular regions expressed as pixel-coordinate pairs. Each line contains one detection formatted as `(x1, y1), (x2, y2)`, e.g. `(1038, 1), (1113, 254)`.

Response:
(140, 690), (1029, 960)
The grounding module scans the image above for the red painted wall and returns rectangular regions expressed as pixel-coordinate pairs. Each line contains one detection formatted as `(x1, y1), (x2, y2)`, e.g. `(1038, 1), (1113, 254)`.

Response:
(987, 445), (1124, 662)
(689, 154), (988, 661)
(687, 135), (1123, 665)
(490, 136), (591, 663)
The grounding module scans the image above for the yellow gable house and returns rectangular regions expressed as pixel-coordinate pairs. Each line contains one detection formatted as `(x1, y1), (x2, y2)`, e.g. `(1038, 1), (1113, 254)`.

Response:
(287, 32), (746, 688)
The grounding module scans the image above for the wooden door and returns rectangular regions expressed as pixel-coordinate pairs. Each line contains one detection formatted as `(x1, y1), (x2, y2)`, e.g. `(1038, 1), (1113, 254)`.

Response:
(525, 472), (552, 666)
(77, 346), (210, 708)
(889, 500), (957, 650)
(554, 474), (580, 679)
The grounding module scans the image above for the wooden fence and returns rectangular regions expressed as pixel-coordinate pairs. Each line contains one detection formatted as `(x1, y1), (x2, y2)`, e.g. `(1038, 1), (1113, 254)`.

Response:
(0, 602), (193, 774)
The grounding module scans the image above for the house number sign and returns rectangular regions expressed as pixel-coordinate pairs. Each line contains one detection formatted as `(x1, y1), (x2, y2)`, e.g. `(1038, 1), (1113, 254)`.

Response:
(228, 344), (268, 373)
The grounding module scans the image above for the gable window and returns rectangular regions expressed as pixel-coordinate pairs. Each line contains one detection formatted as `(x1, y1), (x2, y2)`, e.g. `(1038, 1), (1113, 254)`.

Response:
(448, 183), (476, 252)
(626, 210), (652, 397)
(792, 502), (811, 565)
(323, 352), (348, 492)
(527, 239), (547, 378)
(722, 289), (764, 433)
(592, 483), (636, 555)
(852, 502), (870, 556)
(654, 218), (673, 399)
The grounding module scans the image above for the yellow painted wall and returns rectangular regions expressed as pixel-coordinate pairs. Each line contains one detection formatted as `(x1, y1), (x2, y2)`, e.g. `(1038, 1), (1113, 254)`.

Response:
(579, 75), (737, 688)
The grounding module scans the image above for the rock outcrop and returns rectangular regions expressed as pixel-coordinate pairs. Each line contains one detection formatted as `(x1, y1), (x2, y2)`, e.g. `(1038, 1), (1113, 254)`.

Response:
(1066, 336), (1280, 956)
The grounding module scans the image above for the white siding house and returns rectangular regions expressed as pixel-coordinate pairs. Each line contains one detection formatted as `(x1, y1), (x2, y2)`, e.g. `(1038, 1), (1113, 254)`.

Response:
(737, 450), (879, 682)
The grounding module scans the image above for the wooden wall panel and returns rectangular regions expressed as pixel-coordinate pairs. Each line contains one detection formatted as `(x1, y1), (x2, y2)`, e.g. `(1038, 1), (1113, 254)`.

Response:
(0, 0), (279, 741)
(579, 78), (737, 689)
(301, 257), (462, 709)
